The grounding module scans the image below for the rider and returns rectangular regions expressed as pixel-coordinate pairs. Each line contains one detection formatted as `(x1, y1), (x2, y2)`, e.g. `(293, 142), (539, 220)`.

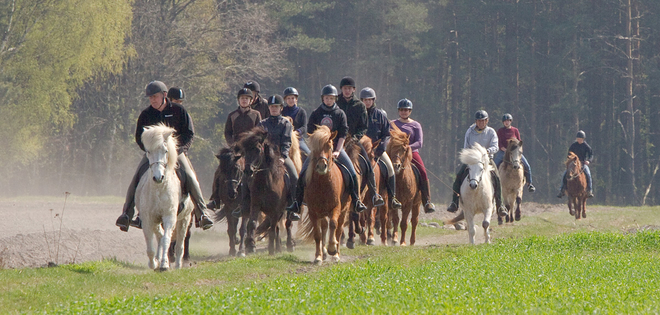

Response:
(391, 99), (436, 213)
(557, 130), (594, 198)
(446, 110), (508, 217)
(116, 81), (214, 231)
(281, 87), (310, 155)
(224, 88), (262, 146)
(244, 81), (269, 119)
(336, 77), (384, 207)
(494, 113), (536, 192)
(257, 95), (298, 211)
(286, 84), (368, 221)
(360, 87), (402, 210)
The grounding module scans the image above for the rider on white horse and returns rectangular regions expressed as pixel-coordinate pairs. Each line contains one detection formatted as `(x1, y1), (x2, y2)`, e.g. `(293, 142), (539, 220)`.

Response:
(446, 110), (508, 217)
(116, 81), (214, 231)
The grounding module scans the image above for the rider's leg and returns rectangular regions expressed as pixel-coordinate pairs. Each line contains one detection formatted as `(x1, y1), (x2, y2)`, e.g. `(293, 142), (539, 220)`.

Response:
(298, 137), (311, 155)
(521, 154), (535, 192)
(411, 152), (435, 213)
(557, 171), (567, 198)
(283, 157), (298, 206)
(116, 155), (149, 231)
(358, 142), (384, 207)
(489, 159), (509, 217)
(447, 163), (468, 212)
(336, 149), (367, 213)
(379, 152), (401, 210)
(493, 150), (505, 168)
(286, 157), (309, 220)
(583, 165), (594, 197)
(178, 153), (214, 230)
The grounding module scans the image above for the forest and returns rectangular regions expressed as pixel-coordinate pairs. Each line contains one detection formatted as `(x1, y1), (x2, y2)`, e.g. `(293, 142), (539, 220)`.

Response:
(0, 0), (658, 206)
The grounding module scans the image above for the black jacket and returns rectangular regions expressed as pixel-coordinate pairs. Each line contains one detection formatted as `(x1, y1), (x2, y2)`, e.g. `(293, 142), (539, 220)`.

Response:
(282, 105), (307, 135)
(365, 106), (391, 157)
(336, 94), (368, 139)
(251, 95), (270, 119)
(225, 107), (262, 145)
(258, 115), (293, 159)
(308, 103), (348, 149)
(136, 100), (194, 154)
(568, 141), (593, 163)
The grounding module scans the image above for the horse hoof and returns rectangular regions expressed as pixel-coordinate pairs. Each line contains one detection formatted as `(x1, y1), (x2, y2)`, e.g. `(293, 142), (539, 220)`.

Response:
(346, 241), (355, 249)
(400, 242), (407, 247)
(314, 258), (323, 265)
(569, 210), (575, 216)
(287, 245), (295, 253)
(238, 252), (246, 258)
(366, 239), (375, 246)
(331, 255), (340, 263)
(582, 213), (586, 219)
(515, 215), (521, 221)
(246, 247), (255, 254)
(157, 267), (168, 272)
(497, 217), (503, 225)
(229, 249), (237, 256)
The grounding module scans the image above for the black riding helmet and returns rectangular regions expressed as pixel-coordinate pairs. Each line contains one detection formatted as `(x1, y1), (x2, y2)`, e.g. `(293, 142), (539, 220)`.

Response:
(475, 110), (489, 120)
(339, 76), (355, 88)
(397, 98), (413, 109)
(167, 87), (185, 100)
(502, 113), (513, 121)
(145, 81), (167, 97)
(577, 130), (586, 139)
(267, 94), (284, 106)
(243, 81), (260, 93)
(321, 84), (338, 97)
(283, 87), (299, 97)
(237, 88), (254, 99)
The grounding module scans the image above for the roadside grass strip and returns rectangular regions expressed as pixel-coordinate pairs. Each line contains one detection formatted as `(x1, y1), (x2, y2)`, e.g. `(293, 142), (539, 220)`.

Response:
(42, 231), (660, 314)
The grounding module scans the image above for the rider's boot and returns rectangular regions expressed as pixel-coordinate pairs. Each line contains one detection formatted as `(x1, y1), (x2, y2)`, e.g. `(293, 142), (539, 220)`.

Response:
(368, 170), (385, 207)
(286, 174), (305, 221)
(350, 173), (367, 213)
(420, 178), (435, 213)
(115, 205), (134, 232)
(491, 170), (509, 217)
(192, 202), (214, 230)
(557, 190), (565, 198)
(528, 183), (536, 193)
(446, 193), (459, 213)
(587, 190), (594, 198)
(447, 164), (467, 213)
(386, 174), (402, 210)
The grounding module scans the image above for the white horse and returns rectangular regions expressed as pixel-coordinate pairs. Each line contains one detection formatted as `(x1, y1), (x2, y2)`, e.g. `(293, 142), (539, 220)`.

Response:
(446, 143), (494, 244)
(136, 124), (193, 271)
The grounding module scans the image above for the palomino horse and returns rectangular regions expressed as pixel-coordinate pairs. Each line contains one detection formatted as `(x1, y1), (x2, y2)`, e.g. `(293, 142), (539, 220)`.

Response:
(237, 128), (296, 255)
(209, 146), (248, 256)
(386, 126), (421, 246)
(447, 143), (494, 244)
(498, 139), (525, 224)
(298, 126), (351, 264)
(136, 124), (193, 270)
(565, 152), (588, 219)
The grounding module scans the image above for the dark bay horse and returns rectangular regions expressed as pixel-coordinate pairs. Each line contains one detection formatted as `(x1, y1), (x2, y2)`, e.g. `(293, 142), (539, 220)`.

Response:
(498, 139), (525, 224)
(566, 152), (588, 219)
(237, 128), (295, 255)
(386, 126), (422, 246)
(298, 126), (351, 264)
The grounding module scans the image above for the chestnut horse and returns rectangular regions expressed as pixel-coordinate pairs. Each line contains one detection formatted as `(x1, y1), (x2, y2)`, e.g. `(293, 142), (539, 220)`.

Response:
(298, 126), (351, 264)
(498, 139), (525, 224)
(565, 152), (588, 219)
(386, 126), (422, 246)
(237, 128), (296, 255)
(344, 136), (372, 249)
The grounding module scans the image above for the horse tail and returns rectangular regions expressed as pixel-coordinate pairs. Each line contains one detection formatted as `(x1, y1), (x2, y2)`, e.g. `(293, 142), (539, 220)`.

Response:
(445, 211), (465, 225)
(296, 210), (316, 243)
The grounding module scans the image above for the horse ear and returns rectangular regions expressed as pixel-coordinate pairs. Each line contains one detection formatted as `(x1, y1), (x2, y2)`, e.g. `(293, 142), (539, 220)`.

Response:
(330, 131), (338, 141)
(519, 140), (523, 147)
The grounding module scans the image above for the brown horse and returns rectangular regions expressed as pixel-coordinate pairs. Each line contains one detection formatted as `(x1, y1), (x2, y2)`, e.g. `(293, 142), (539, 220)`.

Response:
(565, 152), (588, 219)
(352, 137), (387, 246)
(298, 126), (351, 264)
(344, 135), (372, 249)
(386, 126), (422, 246)
(209, 146), (249, 256)
(236, 128), (295, 255)
(498, 139), (525, 224)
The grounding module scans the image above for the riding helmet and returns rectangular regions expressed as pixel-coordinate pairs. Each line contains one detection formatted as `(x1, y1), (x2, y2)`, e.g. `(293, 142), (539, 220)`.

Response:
(267, 94), (284, 106)
(339, 76), (356, 88)
(576, 130), (586, 139)
(475, 110), (489, 120)
(397, 98), (413, 109)
(243, 81), (260, 93)
(167, 87), (185, 100)
(502, 113), (513, 121)
(237, 88), (254, 99)
(359, 87), (376, 100)
(321, 84), (338, 97)
(145, 80), (167, 97)
(283, 87), (299, 97)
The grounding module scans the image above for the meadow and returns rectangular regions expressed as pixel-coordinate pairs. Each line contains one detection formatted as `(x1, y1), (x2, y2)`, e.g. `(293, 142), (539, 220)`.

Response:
(1, 204), (659, 314)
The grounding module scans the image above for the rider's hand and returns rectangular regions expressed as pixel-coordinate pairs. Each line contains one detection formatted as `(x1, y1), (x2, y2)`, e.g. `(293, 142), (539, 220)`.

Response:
(332, 151), (340, 159)
(500, 147), (506, 151)
(584, 161), (590, 165)
(279, 158), (285, 163)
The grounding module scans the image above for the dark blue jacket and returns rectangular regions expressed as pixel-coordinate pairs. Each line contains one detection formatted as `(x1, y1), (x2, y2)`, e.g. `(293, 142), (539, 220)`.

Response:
(282, 105), (307, 135)
(365, 106), (390, 157)
(258, 115), (293, 159)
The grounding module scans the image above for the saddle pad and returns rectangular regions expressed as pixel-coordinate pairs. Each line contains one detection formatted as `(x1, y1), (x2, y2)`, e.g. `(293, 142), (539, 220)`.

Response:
(335, 159), (352, 189)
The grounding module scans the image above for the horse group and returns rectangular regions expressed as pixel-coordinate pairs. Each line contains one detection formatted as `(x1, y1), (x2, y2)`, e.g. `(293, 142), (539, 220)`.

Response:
(135, 124), (588, 269)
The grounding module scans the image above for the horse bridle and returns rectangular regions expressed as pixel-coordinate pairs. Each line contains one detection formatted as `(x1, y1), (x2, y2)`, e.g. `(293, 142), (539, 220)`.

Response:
(468, 161), (485, 184)
(567, 160), (585, 180)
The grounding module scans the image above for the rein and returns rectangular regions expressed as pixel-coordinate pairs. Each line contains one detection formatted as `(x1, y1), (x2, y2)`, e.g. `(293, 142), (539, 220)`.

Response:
(567, 161), (585, 180)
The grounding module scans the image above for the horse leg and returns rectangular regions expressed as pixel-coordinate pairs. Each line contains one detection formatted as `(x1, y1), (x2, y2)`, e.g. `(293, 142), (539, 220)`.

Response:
(238, 214), (248, 257)
(582, 197), (587, 218)
(573, 198), (580, 220)
(515, 196), (522, 221)
(286, 216), (295, 252)
(313, 216), (324, 265)
(366, 206), (376, 246)
(183, 220), (192, 261)
(466, 212), (476, 245)
(321, 217), (329, 261)
(158, 215), (176, 271)
(568, 199), (575, 216)
(359, 211), (368, 244)
(390, 207), (400, 246)
(227, 215), (237, 256)
(346, 211), (356, 250)
(142, 222), (158, 270)
(268, 218), (276, 255)
(327, 210), (340, 258)
(483, 207), (492, 244)
(378, 206), (388, 246)
(410, 204), (420, 246)
(332, 210), (347, 262)
(399, 207), (410, 246)
(245, 212), (258, 254)
(174, 213), (191, 269)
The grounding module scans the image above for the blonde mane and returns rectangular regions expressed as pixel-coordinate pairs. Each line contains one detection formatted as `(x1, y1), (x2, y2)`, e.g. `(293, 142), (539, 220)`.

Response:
(305, 125), (334, 184)
(141, 124), (179, 170)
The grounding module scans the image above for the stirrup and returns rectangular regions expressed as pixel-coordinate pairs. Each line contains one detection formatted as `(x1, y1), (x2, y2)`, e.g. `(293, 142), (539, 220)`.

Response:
(130, 217), (142, 229)
(286, 201), (301, 214)
(391, 197), (402, 210)
(446, 202), (459, 213)
(288, 211), (301, 222)
(528, 184), (536, 193)
(424, 201), (436, 214)
(372, 194), (385, 207)
(354, 200), (367, 213)
(116, 214), (130, 232)
(200, 214), (214, 230)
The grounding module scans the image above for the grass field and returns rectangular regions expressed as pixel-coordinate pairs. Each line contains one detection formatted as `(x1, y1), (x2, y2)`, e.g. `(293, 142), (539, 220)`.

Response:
(2, 204), (660, 314)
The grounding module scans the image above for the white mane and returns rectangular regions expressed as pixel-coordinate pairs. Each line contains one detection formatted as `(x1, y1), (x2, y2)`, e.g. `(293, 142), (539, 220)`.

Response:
(459, 143), (489, 168)
(141, 124), (178, 170)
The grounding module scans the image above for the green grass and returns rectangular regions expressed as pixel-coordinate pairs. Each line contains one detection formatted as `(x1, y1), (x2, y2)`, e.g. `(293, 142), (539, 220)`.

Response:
(2, 231), (659, 314)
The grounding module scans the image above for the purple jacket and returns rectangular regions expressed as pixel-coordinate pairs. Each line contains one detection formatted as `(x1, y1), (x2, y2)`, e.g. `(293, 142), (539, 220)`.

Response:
(392, 119), (423, 153)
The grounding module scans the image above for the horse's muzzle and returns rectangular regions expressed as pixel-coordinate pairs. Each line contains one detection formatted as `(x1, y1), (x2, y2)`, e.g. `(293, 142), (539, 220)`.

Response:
(153, 175), (164, 183)
(469, 179), (479, 189)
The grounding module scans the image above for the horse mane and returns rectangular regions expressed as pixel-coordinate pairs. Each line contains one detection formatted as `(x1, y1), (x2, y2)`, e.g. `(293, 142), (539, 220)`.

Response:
(305, 125), (334, 184)
(360, 136), (374, 160)
(566, 151), (581, 169)
(460, 143), (489, 170)
(237, 127), (284, 177)
(387, 125), (413, 166)
(216, 146), (238, 175)
(141, 124), (178, 170)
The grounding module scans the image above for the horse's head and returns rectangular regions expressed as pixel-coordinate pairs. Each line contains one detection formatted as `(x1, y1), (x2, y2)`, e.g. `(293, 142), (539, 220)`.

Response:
(386, 126), (411, 175)
(307, 126), (336, 180)
(142, 124), (178, 184)
(217, 147), (243, 200)
(460, 143), (490, 190)
(505, 139), (523, 170)
(237, 127), (269, 178)
(566, 151), (581, 177)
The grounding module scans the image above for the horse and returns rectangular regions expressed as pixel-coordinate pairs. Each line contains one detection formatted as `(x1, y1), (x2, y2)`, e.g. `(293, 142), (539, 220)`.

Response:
(498, 139), (525, 224)
(446, 143), (494, 244)
(565, 152), (588, 219)
(237, 127), (296, 255)
(135, 124), (193, 270)
(298, 125), (351, 264)
(386, 126), (422, 246)
(209, 146), (249, 256)
(344, 135), (371, 249)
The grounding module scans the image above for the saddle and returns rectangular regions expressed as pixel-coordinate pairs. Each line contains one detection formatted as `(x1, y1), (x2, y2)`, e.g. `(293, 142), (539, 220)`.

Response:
(175, 165), (191, 215)
(377, 159), (421, 186)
